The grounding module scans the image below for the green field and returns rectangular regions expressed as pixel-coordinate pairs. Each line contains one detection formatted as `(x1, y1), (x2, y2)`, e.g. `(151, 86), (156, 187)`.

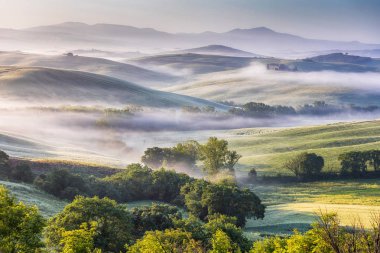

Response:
(245, 178), (380, 235)
(226, 120), (380, 175)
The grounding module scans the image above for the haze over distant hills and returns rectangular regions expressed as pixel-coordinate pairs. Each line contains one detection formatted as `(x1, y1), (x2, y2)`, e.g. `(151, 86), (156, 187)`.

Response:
(1, 22), (379, 58)
(0, 51), (178, 86)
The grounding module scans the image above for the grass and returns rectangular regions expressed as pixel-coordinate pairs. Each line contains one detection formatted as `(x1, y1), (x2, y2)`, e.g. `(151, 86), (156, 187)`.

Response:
(226, 120), (380, 175)
(243, 178), (380, 235)
(0, 180), (67, 217)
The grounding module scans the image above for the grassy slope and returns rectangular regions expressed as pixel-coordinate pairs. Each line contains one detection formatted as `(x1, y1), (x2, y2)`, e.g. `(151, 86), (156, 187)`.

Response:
(223, 120), (380, 234)
(0, 180), (67, 217)
(226, 120), (380, 174)
(245, 179), (380, 235)
(0, 51), (178, 86)
(0, 66), (228, 110)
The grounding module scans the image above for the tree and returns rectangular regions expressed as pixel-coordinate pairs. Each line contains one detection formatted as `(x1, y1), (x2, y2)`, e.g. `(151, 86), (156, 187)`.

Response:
(45, 196), (134, 253)
(0, 150), (10, 177)
(60, 222), (99, 253)
(368, 150), (380, 171)
(338, 151), (367, 176)
(127, 229), (204, 253)
(151, 169), (192, 204)
(248, 168), (257, 181)
(284, 152), (324, 180)
(210, 230), (241, 253)
(103, 163), (153, 201)
(0, 185), (45, 253)
(181, 180), (265, 227)
(199, 137), (241, 174)
(11, 163), (34, 183)
(131, 204), (182, 236)
(141, 147), (169, 169)
(141, 141), (199, 170)
(205, 214), (251, 252)
(34, 169), (87, 200)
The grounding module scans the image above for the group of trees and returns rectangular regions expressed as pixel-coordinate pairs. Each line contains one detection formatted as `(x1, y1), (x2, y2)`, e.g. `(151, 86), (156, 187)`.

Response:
(33, 163), (265, 228)
(283, 150), (380, 181)
(227, 100), (380, 118)
(0, 184), (257, 252)
(3, 184), (380, 252)
(142, 137), (241, 175)
(141, 141), (199, 170)
(339, 150), (380, 175)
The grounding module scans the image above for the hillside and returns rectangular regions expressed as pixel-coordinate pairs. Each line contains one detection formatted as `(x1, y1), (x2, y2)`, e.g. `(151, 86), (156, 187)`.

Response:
(0, 66), (228, 109)
(131, 53), (254, 75)
(306, 53), (373, 64)
(166, 63), (380, 106)
(0, 51), (178, 87)
(175, 45), (262, 57)
(224, 120), (380, 174)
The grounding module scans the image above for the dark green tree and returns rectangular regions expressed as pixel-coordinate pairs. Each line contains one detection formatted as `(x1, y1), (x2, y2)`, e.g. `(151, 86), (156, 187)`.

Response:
(131, 204), (182, 236)
(33, 169), (87, 200)
(338, 151), (367, 175)
(284, 152), (324, 179)
(45, 196), (134, 253)
(181, 179), (265, 227)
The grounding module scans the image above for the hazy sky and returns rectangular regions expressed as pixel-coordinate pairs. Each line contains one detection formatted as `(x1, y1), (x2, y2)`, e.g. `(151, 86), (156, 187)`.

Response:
(0, 0), (379, 43)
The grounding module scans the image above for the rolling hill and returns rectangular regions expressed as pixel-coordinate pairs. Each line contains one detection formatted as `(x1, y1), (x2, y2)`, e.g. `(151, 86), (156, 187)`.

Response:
(0, 66), (228, 109)
(131, 53), (255, 75)
(0, 51), (178, 87)
(174, 45), (262, 57)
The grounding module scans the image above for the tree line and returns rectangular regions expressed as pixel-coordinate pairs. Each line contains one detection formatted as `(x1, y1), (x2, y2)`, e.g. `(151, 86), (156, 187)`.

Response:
(278, 149), (380, 181)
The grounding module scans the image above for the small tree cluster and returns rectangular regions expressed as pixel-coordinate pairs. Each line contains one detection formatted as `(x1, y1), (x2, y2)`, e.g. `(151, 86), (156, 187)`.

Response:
(142, 138), (241, 175)
(339, 150), (380, 175)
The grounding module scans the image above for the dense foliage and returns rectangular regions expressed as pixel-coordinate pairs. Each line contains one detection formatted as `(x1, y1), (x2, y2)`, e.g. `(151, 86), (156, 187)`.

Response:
(0, 185), (45, 253)
(181, 179), (265, 227)
(45, 196), (134, 252)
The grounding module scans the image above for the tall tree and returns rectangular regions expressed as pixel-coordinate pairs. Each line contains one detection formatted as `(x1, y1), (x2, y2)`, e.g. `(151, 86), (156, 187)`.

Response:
(199, 137), (241, 174)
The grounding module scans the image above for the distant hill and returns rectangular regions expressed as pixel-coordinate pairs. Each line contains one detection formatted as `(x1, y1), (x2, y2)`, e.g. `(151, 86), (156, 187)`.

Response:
(306, 53), (373, 64)
(71, 49), (146, 60)
(0, 22), (379, 58)
(0, 51), (178, 87)
(132, 53), (254, 75)
(0, 66), (228, 109)
(176, 45), (262, 57)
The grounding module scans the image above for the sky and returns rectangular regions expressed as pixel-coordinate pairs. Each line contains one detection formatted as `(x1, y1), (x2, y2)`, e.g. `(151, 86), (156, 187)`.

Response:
(0, 0), (379, 43)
